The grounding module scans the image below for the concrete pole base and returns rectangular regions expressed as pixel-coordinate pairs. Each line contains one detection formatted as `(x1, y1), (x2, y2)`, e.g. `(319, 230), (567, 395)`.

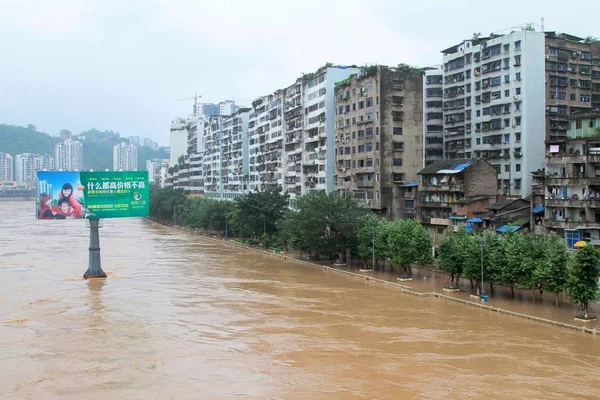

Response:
(84, 219), (106, 280)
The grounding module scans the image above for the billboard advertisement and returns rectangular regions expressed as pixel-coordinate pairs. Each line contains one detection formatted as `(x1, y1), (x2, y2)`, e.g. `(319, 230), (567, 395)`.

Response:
(36, 171), (149, 220)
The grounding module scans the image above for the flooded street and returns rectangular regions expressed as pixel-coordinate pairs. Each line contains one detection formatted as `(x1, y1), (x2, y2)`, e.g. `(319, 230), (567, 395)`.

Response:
(1, 202), (599, 399)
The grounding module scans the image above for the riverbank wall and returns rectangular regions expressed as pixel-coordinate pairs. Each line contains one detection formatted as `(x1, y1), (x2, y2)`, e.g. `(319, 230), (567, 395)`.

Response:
(151, 220), (599, 336)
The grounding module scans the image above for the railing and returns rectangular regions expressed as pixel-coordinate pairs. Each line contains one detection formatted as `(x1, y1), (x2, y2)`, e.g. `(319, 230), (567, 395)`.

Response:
(545, 198), (600, 208)
(419, 184), (464, 192)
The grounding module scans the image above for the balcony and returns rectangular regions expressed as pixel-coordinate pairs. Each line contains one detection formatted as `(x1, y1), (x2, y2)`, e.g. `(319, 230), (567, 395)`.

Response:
(545, 198), (600, 208)
(356, 180), (374, 188)
(419, 184), (464, 192)
(420, 201), (451, 208)
(545, 176), (600, 186)
(546, 154), (600, 164)
(543, 219), (600, 230)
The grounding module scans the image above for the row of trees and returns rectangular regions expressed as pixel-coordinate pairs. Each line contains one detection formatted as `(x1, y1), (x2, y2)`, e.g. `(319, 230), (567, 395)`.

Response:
(150, 187), (599, 319)
(437, 228), (600, 319)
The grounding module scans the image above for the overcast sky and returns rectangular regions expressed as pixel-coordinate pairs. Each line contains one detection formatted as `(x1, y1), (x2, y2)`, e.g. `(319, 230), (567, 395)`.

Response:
(0, 0), (597, 145)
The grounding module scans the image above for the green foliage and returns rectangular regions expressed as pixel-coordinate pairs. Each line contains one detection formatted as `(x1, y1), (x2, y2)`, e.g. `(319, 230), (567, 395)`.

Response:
(437, 229), (466, 287)
(280, 192), (368, 258)
(566, 246), (600, 317)
(177, 155), (185, 166)
(535, 233), (569, 305)
(0, 124), (59, 154)
(356, 214), (387, 266)
(386, 219), (432, 278)
(230, 189), (289, 238)
(359, 64), (378, 77)
(149, 187), (188, 221)
(396, 63), (426, 74)
(181, 197), (234, 233)
(335, 75), (355, 88)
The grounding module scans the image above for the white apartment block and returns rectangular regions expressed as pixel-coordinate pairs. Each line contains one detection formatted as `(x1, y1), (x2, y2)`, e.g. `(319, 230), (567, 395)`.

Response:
(113, 142), (138, 171)
(34, 154), (54, 171)
(423, 67), (444, 167)
(187, 117), (205, 195)
(55, 139), (83, 171)
(203, 115), (222, 198)
(169, 118), (188, 167)
(219, 100), (238, 116)
(0, 152), (14, 181)
(441, 29), (546, 197)
(14, 153), (36, 184)
(248, 93), (284, 192)
(221, 110), (250, 199)
(282, 80), (304, 197)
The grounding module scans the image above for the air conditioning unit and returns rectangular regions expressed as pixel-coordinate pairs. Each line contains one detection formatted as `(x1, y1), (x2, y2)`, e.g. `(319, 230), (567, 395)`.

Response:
(513, 95), (519, 100)
(512, 124), (517, 128)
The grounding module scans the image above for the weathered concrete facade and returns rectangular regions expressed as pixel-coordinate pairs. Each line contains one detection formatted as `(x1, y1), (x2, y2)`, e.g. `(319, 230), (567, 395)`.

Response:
(333, 66), (423, 219)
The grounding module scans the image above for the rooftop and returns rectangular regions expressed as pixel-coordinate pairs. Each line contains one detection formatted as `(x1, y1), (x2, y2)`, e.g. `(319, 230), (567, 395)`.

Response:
(418, 158), (474, 175)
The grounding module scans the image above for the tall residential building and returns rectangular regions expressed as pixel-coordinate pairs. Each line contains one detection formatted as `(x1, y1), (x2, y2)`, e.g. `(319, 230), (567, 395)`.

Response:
(441, 29), (546, 197)
(544, 32), (600, 143)
(203, 115), (221, 196)
(169, 118), (188, 167)
(14, 153), (36, 184)
(282, 79), (305, 197)
(423, 67), (444, 166)
(113, 142), (138, 171)
(532, 111), (600, 248)
(334, 65), (424, 219)
(187, 117), (205, 195)
(128, 136), (141, 146)
(55, 138), (83, 170)
(0, 152), (14, 181)
(143, 138), (159, 151)
(218, 100), (238, 116)
(34, 154), (54, 171)
(59, 129), (72, 141)
(248, 92), (284, 192)
(199, 103), (220, 119)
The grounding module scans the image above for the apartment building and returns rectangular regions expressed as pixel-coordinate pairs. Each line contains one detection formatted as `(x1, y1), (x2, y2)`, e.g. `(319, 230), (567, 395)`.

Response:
(34, 154), (53, 171)
(248, 93), (284, 192)
(545, 32), (600, 143)
(54, 138), (83, 171)
(441, 29), (546, 197)
(220, 109), (250, 199)
(203, 115), (221, 197)
(333, 65), (424, 219)
(169, 118), (188, 167)
(14, 153), (37, 184)
(146, 158), (168, 183)
(282, 79), (305, 197)
(113, 142), (138, 171)
(0, 152), (13, 181)
(535, 112), (600, 248)
(415, 158), (497, 244)
(187, 117), (205, 195)
(423, 67), (444, 166)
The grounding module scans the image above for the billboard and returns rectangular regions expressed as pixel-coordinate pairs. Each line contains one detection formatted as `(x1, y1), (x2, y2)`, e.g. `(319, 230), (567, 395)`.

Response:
(36, 171), (149, 220)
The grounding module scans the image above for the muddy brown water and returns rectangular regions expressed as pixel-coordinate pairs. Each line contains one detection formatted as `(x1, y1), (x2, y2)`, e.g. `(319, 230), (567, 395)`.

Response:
(1, 202), (599, 399)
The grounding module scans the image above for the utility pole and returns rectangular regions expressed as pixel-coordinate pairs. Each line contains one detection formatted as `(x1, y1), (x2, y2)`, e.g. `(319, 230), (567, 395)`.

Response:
(372, 230), (375, 271)
(225, 214), (228, 240)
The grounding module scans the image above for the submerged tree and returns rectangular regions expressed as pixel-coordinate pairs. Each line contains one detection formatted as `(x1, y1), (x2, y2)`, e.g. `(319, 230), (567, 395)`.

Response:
(566, 245), (600, 320)
(437, 228), (464, 289)
(535, 233), (569, 306)
(386, 219), (432, 279)
(356, 214), (388, 269)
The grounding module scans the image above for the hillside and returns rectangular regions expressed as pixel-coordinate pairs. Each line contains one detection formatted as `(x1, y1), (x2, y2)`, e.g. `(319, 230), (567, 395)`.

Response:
(0, 124), (168, 171)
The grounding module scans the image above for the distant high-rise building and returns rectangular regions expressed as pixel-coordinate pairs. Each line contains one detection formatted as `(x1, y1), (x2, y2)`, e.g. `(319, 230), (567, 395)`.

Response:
(128, 136), (142, 146)
(59, 129), (72, 141)
(199, 103), (220, 119)
(218, 100), (238, 116)
(0, 152), (14, 181)
(113, 142), (138, 171)
(143, 138), (159, 151)
(169, 118), (188, 167)
(146, 158), (168, 183)
(14, 153), (36, 184)
(34, 154), (54, 171)
(55, 139), (83, 170)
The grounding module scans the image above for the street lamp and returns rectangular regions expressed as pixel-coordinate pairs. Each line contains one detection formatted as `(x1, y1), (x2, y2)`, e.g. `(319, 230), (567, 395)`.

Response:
(372, 230), (375, 271)
(225, 214), (228, 240)
(479, 240), (485, 298)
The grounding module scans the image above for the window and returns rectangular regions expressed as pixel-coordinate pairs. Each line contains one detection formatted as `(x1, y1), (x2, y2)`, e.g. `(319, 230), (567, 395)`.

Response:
(476, 110), (481, 117)
(393, 127), (403, 135)
(549, 47), (557, 56)
(514, 178), (521, 189)
(503, 58), (510, 68)
(566, 230), (580, 249)
(515, 132), (521, 142)
(345, 146), (350, 155)
(352, 103), (356, 111)
(580, 95), (591, 103)
(516, 72), (521, 81)
(352, 117), (356, 125)
(515, 116), (521, 126)
(504, 44), (509, 52)
(366, 97), (373, 107)
(352, 131), (356, 139)
(504, 118), (510, 127)
(515, 164), (521, 172)
(358, 145), (365, 153)
(590, 120), (597, 128)
(514, 55), (521, 66)
(358, 130), (364, 138)
(505, 89), (510, 97)
(576, 120), (583, 129)
(504, 134), (510, 143)
(376, 127), (379, 135)
(570, 93), (576, 101)
(491, 76), (502, 86)
(514, 40), (521, 50)
(366, 158), (373, 167)
(515, 102), (520, 111)
(365, 127), (373, 137)
(376, 142), (380, 150)
(515, 87), (521, 95)
(504, 164), (510, 172)
(358, 160), (364, 168)
(393, 158), (402, 166)
(393, 142), (404, 151)
(504, 75), (510, 83)
(404, 199), (415, 209)
(359, 101), (364, 109)
(476, 138), (481, 145)
(352, 146), (356, 153)
(366, 142), (373, 151)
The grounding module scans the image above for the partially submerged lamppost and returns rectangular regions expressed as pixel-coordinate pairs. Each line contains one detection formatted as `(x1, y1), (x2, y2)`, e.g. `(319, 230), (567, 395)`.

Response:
(36, 170), (150, 280)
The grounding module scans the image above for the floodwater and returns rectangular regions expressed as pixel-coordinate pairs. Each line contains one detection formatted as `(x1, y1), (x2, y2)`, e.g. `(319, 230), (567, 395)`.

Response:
(1, 202), (599, 399)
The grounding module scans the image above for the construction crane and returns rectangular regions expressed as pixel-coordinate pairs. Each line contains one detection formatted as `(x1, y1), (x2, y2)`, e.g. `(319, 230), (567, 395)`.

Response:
(178, 92), (202, 116)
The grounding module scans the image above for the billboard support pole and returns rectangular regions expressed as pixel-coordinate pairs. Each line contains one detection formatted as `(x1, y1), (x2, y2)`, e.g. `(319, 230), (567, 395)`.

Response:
(84, 219), (107, 279)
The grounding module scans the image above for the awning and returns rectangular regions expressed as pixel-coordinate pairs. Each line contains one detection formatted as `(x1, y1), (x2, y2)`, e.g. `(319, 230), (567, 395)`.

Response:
(400, 182), (418, 187)
(464, 223), (473, 233)
(468, 217), (483, 223)
(496, 225), (522, 233)
(449, 216), (467, 220)
(532, 205), (544, 214)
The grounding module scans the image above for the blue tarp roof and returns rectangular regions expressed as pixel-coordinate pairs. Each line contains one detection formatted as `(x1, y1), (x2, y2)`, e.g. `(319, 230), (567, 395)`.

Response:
(497, 225), (522, 233)
(468, 217), (483, 223)
(465, 223), (473, 233)
(400, 182), (418, 187)
(532, 205), (544, 214)
(449, 216), (467, 220)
